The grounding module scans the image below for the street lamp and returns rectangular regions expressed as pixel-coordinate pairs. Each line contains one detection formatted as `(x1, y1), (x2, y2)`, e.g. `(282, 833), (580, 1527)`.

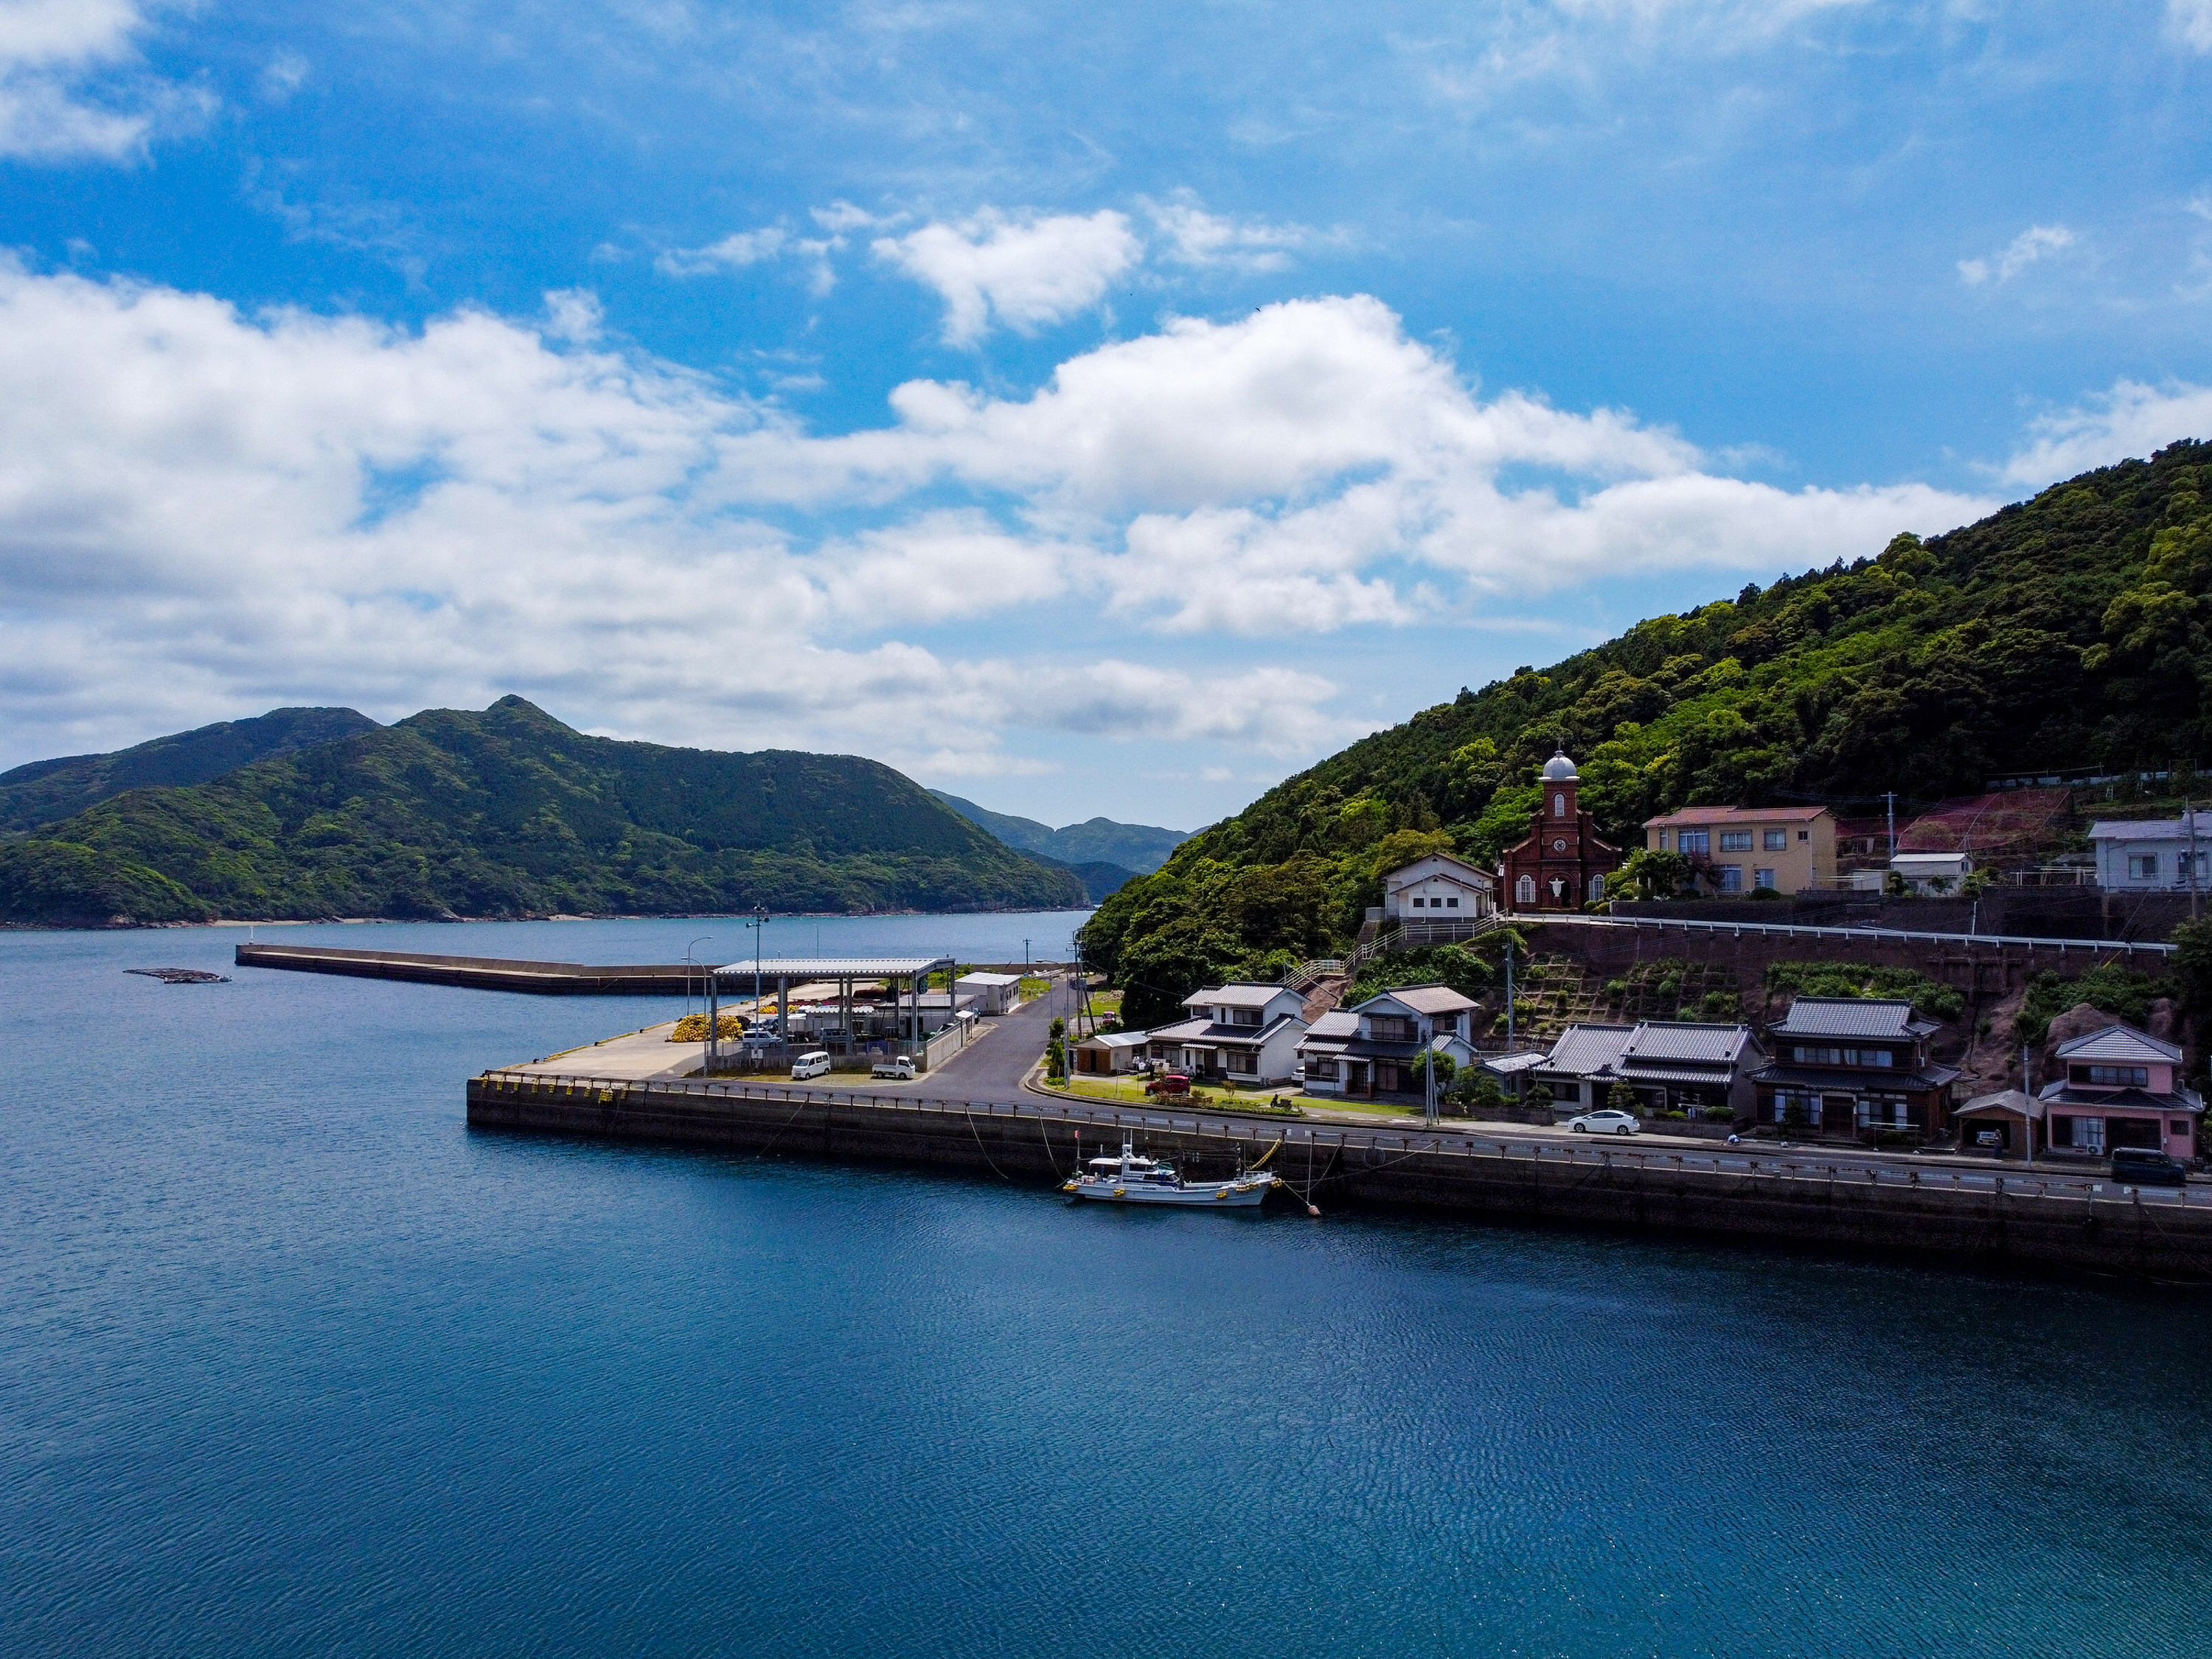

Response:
(743, 911), (770, 1035)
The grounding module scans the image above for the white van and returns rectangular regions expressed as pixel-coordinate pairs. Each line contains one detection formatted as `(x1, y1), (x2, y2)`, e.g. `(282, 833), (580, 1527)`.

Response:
(790, 1051), (832, 1081)
(871, 1055), (917, 1082)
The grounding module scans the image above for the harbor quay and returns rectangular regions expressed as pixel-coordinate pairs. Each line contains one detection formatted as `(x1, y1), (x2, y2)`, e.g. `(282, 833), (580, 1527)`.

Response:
(464, 1068), (2212, 1283)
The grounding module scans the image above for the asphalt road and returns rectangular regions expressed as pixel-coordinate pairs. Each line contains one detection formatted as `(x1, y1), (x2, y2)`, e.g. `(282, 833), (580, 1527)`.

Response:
(926, 974), (1067, 1096)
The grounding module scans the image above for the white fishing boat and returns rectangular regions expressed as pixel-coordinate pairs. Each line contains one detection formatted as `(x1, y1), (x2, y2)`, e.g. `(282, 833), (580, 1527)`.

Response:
(1063, 1138), (1279, 1207)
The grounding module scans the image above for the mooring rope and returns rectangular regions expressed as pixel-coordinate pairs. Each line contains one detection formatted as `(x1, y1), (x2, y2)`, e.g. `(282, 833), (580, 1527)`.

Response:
(965, 1106), (1014, 1181)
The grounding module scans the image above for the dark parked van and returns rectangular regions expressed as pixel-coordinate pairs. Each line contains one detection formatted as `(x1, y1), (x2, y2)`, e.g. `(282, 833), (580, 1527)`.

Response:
(2109, 1147), (2188, 1188)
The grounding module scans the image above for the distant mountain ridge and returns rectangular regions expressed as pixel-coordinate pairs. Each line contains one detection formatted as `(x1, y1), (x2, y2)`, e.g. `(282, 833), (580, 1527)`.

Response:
(0, 698), (1083, 925)
(0, 707), (380, 835)
(928, 790), (1188, 874)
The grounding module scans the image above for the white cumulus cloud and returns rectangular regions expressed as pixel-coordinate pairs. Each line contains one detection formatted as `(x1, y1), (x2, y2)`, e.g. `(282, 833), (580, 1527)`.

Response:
(1958, 223), (2076, 287)
(0, 0), (201, 161)
(1998, 379), (2212, 487)
(2169, 0), (2212, 52)
(1143, 192), (1313, 271)
(0, 265), (2006, 771)
(872, 209), (1141, 345)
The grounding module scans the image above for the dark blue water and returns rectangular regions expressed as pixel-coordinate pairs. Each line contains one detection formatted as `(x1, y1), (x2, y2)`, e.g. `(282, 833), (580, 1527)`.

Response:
(4, 919), (2208, 1657)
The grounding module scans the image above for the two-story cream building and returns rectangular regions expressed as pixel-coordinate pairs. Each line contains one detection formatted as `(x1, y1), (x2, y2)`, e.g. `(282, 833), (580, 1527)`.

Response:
(1643, 805), (1837, 895)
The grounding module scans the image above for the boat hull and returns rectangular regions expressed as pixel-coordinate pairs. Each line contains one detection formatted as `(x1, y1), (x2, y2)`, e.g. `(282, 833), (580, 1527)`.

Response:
(1066, 1175), (1276, 1208)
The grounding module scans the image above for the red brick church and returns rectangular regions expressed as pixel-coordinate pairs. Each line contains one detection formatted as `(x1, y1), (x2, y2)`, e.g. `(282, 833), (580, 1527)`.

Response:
(1498, 749), (1622, 912)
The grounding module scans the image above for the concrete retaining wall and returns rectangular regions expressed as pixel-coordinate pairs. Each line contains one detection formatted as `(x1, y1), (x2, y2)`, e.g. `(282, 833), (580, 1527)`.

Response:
(465, 1074), (2212, 1283)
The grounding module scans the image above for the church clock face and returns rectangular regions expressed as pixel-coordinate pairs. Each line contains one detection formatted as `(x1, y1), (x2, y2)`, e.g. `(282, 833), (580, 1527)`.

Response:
(1551, 838), (1567, 852)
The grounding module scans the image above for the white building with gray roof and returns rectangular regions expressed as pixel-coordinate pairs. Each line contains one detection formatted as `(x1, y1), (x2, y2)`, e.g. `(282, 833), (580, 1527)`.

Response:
(2087, 812), (2212, 890)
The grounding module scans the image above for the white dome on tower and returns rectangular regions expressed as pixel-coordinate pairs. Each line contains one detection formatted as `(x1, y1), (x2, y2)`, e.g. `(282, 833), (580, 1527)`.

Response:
(1541, 748), (1579, 782)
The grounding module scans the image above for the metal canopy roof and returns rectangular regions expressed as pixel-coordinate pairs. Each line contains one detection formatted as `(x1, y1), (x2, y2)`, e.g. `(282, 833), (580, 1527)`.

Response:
(713, 956), (953, 979)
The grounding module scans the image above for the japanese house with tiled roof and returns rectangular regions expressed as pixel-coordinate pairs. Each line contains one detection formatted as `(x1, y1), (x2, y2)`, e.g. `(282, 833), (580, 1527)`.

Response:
(1295, 984), (1479, 1100)
(1140, 982), (1308, 1086)
(1749, 997), (1959, 1141)
(1531, 1020), (1767, 1119)
(2037, 1023), (2201, 1161)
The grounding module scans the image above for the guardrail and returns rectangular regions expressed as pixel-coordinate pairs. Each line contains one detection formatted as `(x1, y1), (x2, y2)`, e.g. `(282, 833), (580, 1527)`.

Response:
(470, 1070), (2211, 1208)
(1512, 911), (2180, 956)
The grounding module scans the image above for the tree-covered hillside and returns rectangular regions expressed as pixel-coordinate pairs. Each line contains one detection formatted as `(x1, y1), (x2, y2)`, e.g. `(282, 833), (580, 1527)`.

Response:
(0, 706), (380, 835)
(0, 697), (1083, 925)
(1084, 440), (2212, 1022)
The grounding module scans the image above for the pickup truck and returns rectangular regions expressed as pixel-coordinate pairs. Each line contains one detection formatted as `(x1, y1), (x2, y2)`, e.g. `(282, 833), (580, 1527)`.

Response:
(872, 1056), (917, 1081)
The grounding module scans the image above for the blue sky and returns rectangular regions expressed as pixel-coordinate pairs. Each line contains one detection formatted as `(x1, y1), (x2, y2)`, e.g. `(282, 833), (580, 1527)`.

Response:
(4, 1), (2212, 830)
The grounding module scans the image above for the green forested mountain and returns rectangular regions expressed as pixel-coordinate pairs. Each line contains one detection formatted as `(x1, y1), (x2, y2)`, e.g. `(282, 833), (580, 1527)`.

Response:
(1084, 440), (2212, 1021)
(0, 697), (1083, 925)
(928, 790), (1188, 873)
(0, 706), (380, 835)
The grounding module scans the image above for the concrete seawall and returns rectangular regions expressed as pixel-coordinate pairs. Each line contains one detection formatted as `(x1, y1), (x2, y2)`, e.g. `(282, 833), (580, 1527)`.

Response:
(466, 1072), (2212, 1283)
(237, 944), (1058, 995)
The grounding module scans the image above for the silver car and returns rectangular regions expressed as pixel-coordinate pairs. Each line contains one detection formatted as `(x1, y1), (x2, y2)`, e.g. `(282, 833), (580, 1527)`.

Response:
(1568, 1108), (1641, 1136)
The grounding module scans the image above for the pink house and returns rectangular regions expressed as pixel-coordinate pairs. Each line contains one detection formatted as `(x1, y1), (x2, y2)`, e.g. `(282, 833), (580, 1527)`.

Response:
(2038, 1023), (2201, 1161)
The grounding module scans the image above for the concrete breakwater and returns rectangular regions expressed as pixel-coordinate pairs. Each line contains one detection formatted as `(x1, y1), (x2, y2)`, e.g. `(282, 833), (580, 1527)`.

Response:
(467, 1071), (2212, 1283)
(237, 943), (1054, 994)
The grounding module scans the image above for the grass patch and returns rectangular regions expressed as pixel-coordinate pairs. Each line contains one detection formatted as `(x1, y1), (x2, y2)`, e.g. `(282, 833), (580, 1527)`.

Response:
(2016, 963), (2176, 1048)
(1764, 960), (1965, 1022)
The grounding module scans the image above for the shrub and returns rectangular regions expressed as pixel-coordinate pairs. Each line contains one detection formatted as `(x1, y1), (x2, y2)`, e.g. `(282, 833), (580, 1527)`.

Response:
(2014, 964), (2176, 1048)
(669, 1012), (748, 1042)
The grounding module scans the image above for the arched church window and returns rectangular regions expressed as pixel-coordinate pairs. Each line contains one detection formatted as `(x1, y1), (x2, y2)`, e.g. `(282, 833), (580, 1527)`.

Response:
(1554, 792), (1566, 818)
(1515, 874), (1536, 905)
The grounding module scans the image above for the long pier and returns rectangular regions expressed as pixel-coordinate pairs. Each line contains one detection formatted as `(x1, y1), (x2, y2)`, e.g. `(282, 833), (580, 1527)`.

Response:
(467, 1071), (2212, 1283)
(236, 943), (712, 994)
(235, 943), (1055, 994)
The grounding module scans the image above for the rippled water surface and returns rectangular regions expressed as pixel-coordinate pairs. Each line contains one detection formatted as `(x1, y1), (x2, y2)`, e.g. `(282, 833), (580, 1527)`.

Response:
(4, 917), (2209, 1657)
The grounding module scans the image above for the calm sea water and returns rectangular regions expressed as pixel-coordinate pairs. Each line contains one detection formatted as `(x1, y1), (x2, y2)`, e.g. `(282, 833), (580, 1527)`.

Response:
(4, 916), (2208, 1657)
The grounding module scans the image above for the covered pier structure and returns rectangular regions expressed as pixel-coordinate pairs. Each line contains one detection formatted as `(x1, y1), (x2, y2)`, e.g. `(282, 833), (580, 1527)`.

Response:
(709, 954), (959, 1065)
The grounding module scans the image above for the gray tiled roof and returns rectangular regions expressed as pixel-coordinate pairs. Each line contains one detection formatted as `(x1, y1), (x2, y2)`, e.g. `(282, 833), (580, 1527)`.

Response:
(1301, 1010), (1359, 1041)
(1543, 1023), (1635, 1076)
(1183, 982), (1299, 1010)
(1767, 997), (1932, 1040)
(2053, 1023), (2183, 1065)
(1621, 1021), (1753, 1064)
(1355, 984), (1478, 1015)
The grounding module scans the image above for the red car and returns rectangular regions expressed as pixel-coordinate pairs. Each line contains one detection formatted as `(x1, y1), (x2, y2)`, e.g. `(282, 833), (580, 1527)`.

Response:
(1144, 1073), (1192, 1096)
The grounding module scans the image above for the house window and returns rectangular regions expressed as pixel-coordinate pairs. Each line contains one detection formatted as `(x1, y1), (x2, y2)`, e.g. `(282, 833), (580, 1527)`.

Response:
(2076, 1065), (2149, 1088)
(1679, 830), (1710, 856)
(1720, 830), (1753, 852)
(1656, 830), (1670, 850)
(1797, 830), (1809, 842)
(1764, 829), (1788, 851)
(1446, 896), (1459, 908)
(1717, 865), (1743, 893)
(1790, 1046), (1893, 1068)
(1411, 896), (1424, 908)
(2129, 854), (2159, 879)
(1855, 1097), (1910, 1129)
(1753, 869), (1776, 890)
(1516, 874), (1536, 905)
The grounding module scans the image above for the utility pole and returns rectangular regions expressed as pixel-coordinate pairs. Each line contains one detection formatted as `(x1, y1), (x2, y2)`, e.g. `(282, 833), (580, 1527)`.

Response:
(2191, 799), (2201, 922)
(1884, 791), (1898, 859)
(1504, 936), (1516, 1052)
